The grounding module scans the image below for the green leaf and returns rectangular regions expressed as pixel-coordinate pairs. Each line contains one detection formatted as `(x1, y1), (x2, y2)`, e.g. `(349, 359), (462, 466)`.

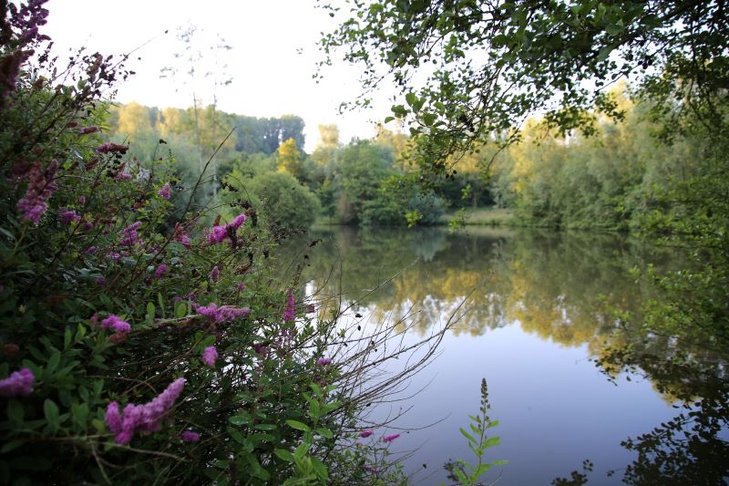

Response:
(286, 420), (310, 432)
(315, 427), (334, 439)
(175, 301), (188, 318)
(157, 292), (165, 317)
(45, 351), (61, 377)
(0, 440), (25, 454)
(484, 436), (501, 448)
(228, 413), (251, 426)
(274, 448), (294, 462)
(253, 423), (277, 431)
(146, 302), (155, 323)
(43, 399), (60, 433)
(7, 400), (24, 424)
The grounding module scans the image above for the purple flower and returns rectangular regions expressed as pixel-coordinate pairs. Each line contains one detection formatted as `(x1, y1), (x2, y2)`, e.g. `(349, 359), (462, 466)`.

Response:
(359, 429), (374, 438)
(96, 142), (128, 154)
(227, 213), (247, 231)
(120, 221), (142, 247)
(154, 264), (169, 279)
(207, 225), (227, 245)
(180, 430), (200, 442)
(209, 265), (220, 282)
(105, 378), (186, 444)
(0, 368), (35, 398)
(78, 195), (87, 205)
(195, 303), (250, 323)
(382, 433), (400, 443)
(157, 183), (172, 200)
(17, 161), (58, 224)
(201, 346), (218, 367)
(317, 357), (332, 366)
(176, 232), (192, 248)
(79, 126), (99, 135)
(115, 171), (133, 181)
(101, 314), (131, 335)
(283, 289), (296, 323)
(95, 276), (106, 286)
(58, 208), (80, 225)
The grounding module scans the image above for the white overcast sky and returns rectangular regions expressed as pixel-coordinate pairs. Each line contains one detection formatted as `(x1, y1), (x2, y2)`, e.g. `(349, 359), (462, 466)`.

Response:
(43, 0), (391, 151)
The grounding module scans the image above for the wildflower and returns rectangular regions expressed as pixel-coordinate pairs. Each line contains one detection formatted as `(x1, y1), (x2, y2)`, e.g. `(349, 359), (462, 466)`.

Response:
(180, 430), (200, 442)
(79, 126), (99, 135)
(157, 182), (172, 200)
(235, 282), (246, 291)
(207, 225), (227, 245)
(227, 213), (247, 231)
(201, 346), (218, 367)
(154, 264), (169, 279)
(105, 378), (186, 444)
(195, 303), (250, 323)
(101, 314), (131, 335)
(283, 289), (296, 322)
(317, 357), (332, 366)
(360, 429), (374, 438)
(209, 265), (220, 282)
(84, 246), (97, 254)
(95, 276), (106, 286)
(115, 171), (132, 181)
(382, 433), (400, 443)
(107, 251), (122, 262)
(120, 221), (142, 247)
(78, 195), (87, 205)
(58, 208), (80, 225)
(95, 142), (128, 154)
(0, 368), (35, 398)
(17, 161), (58, 224)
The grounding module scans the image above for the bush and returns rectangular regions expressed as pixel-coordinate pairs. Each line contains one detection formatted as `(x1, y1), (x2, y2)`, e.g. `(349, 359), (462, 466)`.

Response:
(0, 4), (436, 484)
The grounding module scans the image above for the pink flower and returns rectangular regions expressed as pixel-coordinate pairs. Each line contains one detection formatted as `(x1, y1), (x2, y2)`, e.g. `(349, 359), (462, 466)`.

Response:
(96, 142), (128, 154)
(120, 221), (142, 247)
(283, 289), (296, 323)
(157, 183), (172, 200)
(115, 171), (132, 181)
(175, 232), (192, 248)
(58, 208), (80, 225)
(195, 303), (250, 323)
(154, 264), (169, 279)
(201, 346), (218, 367)
(227, 213), (247, 231)
(207, 225), (227, 245)
(209, 265), (220, 282)
(101, 314), (132, 343)
(317, 357), (332, 366)
(359, 429), (373, 438)
(78, 195), (87, 205)
(105, 378), (186, 444)
(79, 126), (99, 135)
(382, 433), (400, 443)
(0, 368), (35, 398)
(180, 430), (200, 442)
(17, 161), (58, 224)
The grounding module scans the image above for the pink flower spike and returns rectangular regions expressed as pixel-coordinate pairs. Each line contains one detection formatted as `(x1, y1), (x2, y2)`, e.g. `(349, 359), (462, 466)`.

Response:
(58, 208), (80, 225)
(180, 430), (200, 442)
(209, 265), (220, 282)
(227, 213), (247, 230)
(207, 225), (227, 244)
(359, 429), (374, 438)
(154, 264), (169, 279)
(201, 346), (218, 367)
(317, 357), (332, 366)
(100, 315), (131, 335)
(0, 368), (35, 397)
(283, 289), (296, 323)
(157, 182), (172, 200)
(382, 433), (400, 443)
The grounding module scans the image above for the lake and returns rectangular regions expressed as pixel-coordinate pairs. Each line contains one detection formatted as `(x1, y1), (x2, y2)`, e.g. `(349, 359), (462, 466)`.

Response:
(281, 226), (729, 485)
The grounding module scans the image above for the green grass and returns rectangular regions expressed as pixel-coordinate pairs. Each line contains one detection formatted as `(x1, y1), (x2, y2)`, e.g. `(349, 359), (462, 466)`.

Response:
(440, 207), (516, 226)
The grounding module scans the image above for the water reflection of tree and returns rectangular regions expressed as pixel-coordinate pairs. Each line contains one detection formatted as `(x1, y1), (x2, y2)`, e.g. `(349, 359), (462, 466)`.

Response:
(290, 227), (728, 484)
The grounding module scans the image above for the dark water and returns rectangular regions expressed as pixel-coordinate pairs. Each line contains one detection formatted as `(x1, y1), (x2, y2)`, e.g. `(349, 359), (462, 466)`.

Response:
(283, 226), (729, 485)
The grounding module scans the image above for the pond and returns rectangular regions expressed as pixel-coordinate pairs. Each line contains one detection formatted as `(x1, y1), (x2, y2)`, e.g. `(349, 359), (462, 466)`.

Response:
(280, 226), (729, 485)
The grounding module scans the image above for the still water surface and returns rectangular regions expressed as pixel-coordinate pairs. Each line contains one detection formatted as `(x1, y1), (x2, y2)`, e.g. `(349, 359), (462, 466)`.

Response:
(284, 226), (728, 485)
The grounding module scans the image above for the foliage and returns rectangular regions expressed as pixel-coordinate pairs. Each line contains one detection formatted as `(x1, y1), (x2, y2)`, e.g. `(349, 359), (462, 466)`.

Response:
(223, 170), (321, 235)
(320, 0), (728, 168)
(0, 4), (443, 484)
(445, 378), (505, 485)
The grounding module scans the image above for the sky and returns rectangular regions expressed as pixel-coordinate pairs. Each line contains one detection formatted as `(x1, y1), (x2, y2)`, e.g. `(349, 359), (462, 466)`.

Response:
(43, 0), (391, 152)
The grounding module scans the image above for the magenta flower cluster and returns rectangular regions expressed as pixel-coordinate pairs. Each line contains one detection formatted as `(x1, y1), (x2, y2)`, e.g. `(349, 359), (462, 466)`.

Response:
(316, 357), (332, 366)
(201, 346), (218, 367)
(283, 289), (296, 322)
(58, 208), (80, 225)
(180, 430), (200, 442)
(359, 429), (373, 438)
(382, 433), (400, 443)
(0, 368), (35, 398)
(157, 182), (172, 200)
(120, 221), (142, 247)
(101, 314), (131, 338)
(105, 378), (186, 444)
(195, 303), (250, 323)
(17, 160), (58, 224)
(154, 263), (169, 279)
(207, 213), (247, 245)
(95, 142), (128, 154)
